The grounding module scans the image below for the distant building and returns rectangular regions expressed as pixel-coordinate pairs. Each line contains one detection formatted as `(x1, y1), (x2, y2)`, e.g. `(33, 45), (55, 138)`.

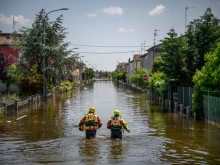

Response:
(116, 62), (127, 72)
(140, 53), (148, 69)
(0, 33), (21, 92)
(132, 54), (142, 73)
(145, 44), (163, 71)
(0, 33), (20, 64)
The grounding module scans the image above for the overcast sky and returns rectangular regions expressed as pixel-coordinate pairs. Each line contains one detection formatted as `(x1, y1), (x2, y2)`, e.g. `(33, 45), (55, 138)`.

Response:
(1, 0), (220, 71)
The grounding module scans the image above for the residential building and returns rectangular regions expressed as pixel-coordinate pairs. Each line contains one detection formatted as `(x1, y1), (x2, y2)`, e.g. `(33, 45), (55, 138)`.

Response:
(0, 33), (20, 92)
(145, 44), (163, 71)
(125, 58), (134, 76)
(0, 33), (20, 64)
(116, 62), (127, 72)
(140, 53), (148, 69)
(132, 54), (142, 73)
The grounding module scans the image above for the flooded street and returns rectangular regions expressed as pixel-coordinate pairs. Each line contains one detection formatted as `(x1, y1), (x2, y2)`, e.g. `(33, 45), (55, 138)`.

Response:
(1, 81), (220, 165)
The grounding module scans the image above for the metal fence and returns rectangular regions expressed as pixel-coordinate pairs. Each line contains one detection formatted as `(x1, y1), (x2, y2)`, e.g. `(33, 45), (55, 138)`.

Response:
(177, 86), (195, 109)
(203, 94), (220, 123)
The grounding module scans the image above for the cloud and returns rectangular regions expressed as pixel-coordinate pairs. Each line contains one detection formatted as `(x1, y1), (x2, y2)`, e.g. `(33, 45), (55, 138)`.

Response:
(117, 28), (135, 33)
(97, 49), (105, 53)
(0, 13), (31, 25)
(149, 4), (166, 16)
(218, 2), (220, 6)
(103, 7), (123, 15)
(127, 29), (136, 32)
(117, 28), (125, 32)
(88, 13), (96, 17)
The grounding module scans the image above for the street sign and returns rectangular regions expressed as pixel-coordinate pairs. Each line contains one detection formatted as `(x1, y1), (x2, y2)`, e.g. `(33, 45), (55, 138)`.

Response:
(143, 75), (148, 81)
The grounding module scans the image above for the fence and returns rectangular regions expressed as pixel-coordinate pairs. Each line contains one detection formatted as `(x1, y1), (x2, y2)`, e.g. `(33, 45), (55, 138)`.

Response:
(177, 86), (195, 109)
(0, 93), (55, 124)
(203, 92), (220, 124)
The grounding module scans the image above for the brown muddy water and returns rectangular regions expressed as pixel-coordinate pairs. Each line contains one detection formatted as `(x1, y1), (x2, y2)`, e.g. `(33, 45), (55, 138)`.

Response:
(0, 81), (220, 165)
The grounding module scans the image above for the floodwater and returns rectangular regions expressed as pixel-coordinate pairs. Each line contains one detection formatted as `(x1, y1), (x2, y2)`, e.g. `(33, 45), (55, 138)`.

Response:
(0, 81), (220, 165)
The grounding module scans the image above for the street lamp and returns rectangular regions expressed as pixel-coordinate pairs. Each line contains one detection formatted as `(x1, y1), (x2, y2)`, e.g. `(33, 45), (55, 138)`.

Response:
(43, 8), (69, 101)
(77, 56), (84, 86)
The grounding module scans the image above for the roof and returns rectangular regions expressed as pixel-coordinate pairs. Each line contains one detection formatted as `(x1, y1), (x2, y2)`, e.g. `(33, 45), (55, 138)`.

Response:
(133, 54), (142, 61)
(146, 43), (162, 51)
(139, 53), (148, 58)
(0, 33), (12, 36)
(118, 62), (127, 67)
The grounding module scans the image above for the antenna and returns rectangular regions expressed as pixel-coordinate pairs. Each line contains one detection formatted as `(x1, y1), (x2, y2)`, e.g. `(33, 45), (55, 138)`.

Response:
(185, 6), (196, 33)
(13, 17), (19, 32)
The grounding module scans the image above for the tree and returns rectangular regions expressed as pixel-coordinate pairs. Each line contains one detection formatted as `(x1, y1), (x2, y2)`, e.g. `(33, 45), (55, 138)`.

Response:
(192, 43), (220, 118)
(152, 56), (164, 73)
(112, 70), (123, 82)
(159, 29), (188, 85)
(149, 71), (169, 99)
(11, 9), (77, 94)
(82, 68), (94, 80)
(128, 68), (149, 88)
(0, 49), (16, 92)
(186, 8), (220, 85)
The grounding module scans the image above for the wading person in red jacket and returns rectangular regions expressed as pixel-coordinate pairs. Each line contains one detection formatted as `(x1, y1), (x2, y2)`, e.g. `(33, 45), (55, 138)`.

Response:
(107, 109), (130, 139)
(79, 107), (102, 139)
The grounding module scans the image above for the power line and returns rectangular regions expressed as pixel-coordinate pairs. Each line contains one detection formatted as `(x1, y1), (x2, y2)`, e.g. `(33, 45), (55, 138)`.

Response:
(76, 50), (142, 54)
(70, 44), (152, 48)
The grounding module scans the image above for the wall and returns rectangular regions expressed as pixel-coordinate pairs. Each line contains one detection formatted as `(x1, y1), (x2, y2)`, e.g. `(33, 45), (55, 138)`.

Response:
(0, 82), (18, 93)
(146, 44), (163, 71)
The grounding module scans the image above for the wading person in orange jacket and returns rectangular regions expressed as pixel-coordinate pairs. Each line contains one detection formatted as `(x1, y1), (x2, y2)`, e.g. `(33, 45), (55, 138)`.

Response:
(79, 107), (102, 139)
(107, 109), (130, 139)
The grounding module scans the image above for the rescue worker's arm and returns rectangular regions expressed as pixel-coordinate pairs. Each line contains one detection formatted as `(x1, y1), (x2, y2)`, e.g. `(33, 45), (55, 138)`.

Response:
(97, 116), (102, 129)
(107, 119), (111, 129)
(78, 116), (86, 131)
(120, 119), (130, 133)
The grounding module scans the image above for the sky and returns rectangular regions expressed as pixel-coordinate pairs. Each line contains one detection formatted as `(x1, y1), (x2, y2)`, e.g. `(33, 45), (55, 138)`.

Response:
(1, 0), (220, 71)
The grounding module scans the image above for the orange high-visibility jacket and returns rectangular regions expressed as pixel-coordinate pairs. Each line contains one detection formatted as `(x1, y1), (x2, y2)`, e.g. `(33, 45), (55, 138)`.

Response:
(79, 113), (102, 130)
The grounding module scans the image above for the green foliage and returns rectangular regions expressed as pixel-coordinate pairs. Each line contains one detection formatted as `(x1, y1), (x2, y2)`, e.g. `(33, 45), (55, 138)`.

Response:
(11, 9), (78, 95)
(159, 29), (188, 85)
(0, 93), (19, 104)
(193, 43), (220, 113)
(9, 65), (42, 95)
(185, 8), (220, 86)
(152, 56), (164, 73)
(112, 70), (126, 82)
(128, 68), (149, 87)
(58, 80), (74, 91)
(82, 68), (94, 80)
(149, 72), (169, 99)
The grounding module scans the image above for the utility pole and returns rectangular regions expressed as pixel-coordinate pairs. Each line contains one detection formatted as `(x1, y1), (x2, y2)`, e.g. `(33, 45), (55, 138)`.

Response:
(185, 6), (196, 33)
(13, 17), (19, 32)
(141, 41), (146, 54)
(153, 29), (159, 60)
(141, 44), (144, 54)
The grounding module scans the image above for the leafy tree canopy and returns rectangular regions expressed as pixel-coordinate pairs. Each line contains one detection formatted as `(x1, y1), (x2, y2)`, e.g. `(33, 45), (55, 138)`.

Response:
(159, 29), (188, 85)
(11, 9), (78, 93)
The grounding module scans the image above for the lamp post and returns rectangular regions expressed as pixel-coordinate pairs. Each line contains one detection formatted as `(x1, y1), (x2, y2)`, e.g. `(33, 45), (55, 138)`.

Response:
(43, 8), (69, 101)
(78, 56), (84, 86)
